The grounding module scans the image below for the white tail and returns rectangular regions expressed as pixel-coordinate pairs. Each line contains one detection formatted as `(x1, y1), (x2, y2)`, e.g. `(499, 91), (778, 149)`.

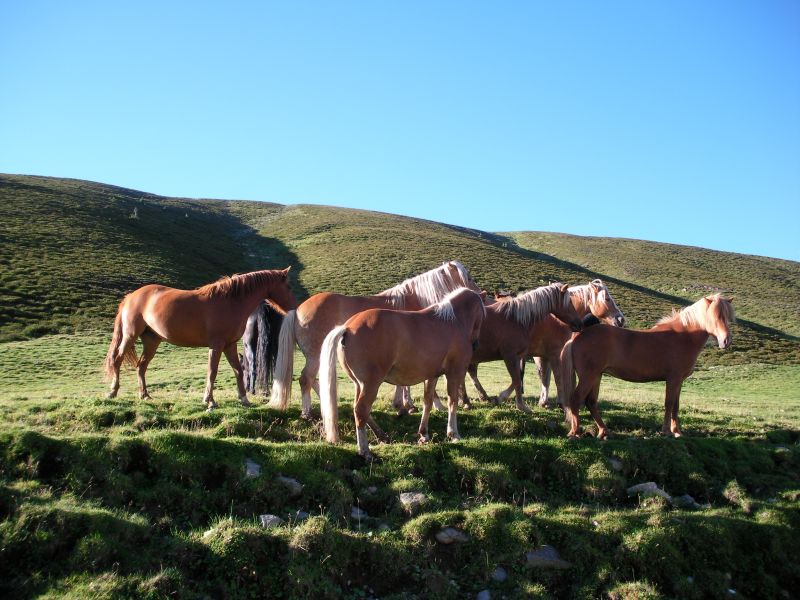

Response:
(269, 310), (297, 409)
(319, 326), (346, 443)
(559, 337), (576, 424)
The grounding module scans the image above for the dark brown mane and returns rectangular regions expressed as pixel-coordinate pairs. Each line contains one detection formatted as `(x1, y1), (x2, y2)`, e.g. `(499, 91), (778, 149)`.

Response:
(197, 270), (280, 299)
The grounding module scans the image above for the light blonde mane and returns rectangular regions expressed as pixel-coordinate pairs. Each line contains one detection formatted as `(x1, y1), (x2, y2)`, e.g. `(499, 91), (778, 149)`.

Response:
(498, 283), (569, 327)
(378, 261), (472, 308)
(430, 287), (484, 321)
(197, 270), (280, 299)
(657, 294), (735, 329)
(569, 279), (615, 312)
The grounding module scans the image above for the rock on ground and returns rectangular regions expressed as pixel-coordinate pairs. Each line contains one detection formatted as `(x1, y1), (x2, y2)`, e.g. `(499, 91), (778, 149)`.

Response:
(526, 545), (572, 569)
(435, 527), (469, 544)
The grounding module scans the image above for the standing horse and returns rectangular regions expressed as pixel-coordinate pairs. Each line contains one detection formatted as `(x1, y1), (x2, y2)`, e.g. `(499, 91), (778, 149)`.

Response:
(434, 283), (586, 413)
(318, 288), (485, 460)
(104, 268), (297, 410)
(269, 261), (480, 418)
(564, 294), (734, 439)
(241, 301), (285, 396)
(489, 279), (625, 407)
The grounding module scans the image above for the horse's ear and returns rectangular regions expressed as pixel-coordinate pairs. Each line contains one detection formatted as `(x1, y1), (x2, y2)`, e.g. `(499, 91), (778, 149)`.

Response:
(726, 296), (734, 303)
(281, 266), (292, 279)
(559, 284), (569, 294)
(592, 279), (603, 289)
(704, 296), (713, 303)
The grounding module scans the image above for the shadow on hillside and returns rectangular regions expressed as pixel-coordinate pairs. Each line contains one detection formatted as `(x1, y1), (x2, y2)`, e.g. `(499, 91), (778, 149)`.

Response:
(442, 225), (798, 343)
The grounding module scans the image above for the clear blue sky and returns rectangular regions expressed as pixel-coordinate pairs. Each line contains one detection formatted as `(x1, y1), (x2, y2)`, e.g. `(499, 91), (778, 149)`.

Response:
(2, 1), (799, 261)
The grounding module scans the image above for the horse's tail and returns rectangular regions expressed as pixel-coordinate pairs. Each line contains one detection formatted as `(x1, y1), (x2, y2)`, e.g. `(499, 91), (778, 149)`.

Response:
(559, 337), (576, 424)
(319, 326), (346, 444)
(269, 310), (297, 409)
(254, 302), (284, 395)
(103, 299), (137, 381)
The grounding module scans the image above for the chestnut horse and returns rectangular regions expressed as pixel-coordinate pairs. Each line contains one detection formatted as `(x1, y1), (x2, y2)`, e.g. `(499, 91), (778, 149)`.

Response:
(564, 294), (734, 439)
(269, 261), (480, 417)
(434, 283), (586, 413)
(493, 279), (626, 407)
(318, 288), (485, 460)
(104, 268), (297, 410)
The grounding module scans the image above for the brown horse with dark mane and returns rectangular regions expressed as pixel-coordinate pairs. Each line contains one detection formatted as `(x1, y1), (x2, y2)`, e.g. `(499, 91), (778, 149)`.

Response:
(104, 268), (297, 410)
(318, 288), (485, 460)
(564, 294), (734, 439)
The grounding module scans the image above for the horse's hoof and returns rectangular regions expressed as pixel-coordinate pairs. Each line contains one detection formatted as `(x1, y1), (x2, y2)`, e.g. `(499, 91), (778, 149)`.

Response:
(448, 434), (462, 442)
(301, 411), (314, 421)
(516, 403), (533, 414)
(418, 434), (431, 445)
(396, 407), (409, 417)
(141, 394), (152, 401)
(239, 398), (252, 408)
(360, 451), (376, 463)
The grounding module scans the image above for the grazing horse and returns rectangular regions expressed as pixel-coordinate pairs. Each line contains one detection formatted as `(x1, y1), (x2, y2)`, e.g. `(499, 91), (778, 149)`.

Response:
(104, 268), (297, 410)
(494, 279), (625, 407)
(437, 283), (586, 413)
(240, 301), (285, 396)
(269, 261), (480, 418)
(318, 288), (485, 460)
(564, 294), (734, 439)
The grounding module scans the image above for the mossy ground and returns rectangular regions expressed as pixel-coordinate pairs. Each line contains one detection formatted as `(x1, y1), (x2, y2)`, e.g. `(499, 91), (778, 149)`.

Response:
(1, 335), (798, 599)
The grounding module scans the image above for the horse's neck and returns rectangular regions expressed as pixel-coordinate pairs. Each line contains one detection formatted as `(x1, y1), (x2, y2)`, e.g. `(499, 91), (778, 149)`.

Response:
(651, 318), (710, 341)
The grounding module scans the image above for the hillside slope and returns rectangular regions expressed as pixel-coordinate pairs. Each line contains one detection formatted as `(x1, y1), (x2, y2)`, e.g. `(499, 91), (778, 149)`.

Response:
(509, 231), (800, 338)
(1, 174), (797, 366)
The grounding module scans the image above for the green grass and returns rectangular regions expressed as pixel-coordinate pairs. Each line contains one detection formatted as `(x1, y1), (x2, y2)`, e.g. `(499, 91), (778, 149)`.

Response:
(1, 174), (799, 598)
(1, 332), (799, 599)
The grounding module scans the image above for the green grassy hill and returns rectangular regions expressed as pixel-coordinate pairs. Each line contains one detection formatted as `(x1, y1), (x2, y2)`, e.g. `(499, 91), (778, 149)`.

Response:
(2, 174), (799, 599)
(509, 231), (800, 338)
(2, 174), (797, 365)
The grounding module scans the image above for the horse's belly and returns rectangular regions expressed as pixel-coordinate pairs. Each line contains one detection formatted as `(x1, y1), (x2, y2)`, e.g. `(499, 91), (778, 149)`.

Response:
(605, 366), (663, 383)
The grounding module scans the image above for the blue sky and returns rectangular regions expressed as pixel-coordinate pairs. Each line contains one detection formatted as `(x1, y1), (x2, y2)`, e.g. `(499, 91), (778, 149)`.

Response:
(2, 1), (799, 261)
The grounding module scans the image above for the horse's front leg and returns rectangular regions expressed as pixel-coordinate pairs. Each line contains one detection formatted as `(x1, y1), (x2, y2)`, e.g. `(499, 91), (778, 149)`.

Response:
(224, 343), (251, 407)
(663, 378), (684, 438)
(204, 347), (224, 411)
(354, 382), (380, 461)
(585, 380), (609, 439)
(445, 374), (464, 440)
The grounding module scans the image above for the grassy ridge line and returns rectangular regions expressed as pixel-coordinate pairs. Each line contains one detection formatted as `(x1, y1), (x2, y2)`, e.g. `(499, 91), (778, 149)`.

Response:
(509, 231), (800, 338)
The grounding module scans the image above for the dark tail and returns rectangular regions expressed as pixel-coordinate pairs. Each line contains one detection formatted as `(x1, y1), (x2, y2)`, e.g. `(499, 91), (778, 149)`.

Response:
(254, 301), (284, 395)
(103, 299), (137, 380)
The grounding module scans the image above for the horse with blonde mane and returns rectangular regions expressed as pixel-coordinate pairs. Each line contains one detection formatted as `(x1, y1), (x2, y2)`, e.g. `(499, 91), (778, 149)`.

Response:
(491, 279), (625, 407)
(269, 261), (480, 418)
(104, 268), (296, 410)
(318, 288), (485, 460)
(431, 283), (585, 413)
(564, 294), (734, 439)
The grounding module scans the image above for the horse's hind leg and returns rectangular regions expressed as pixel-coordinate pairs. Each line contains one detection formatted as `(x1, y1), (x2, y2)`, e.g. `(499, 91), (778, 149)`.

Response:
(584, 380), (609, 439)
(417, 379), (437, 443)
(137, 331), (161, 400)
(299, 358), (319, 419)
(354, 381), (380, 460)
(108, 330), (139, 399)
(445, 373), (464, 440)
(535, 357), (552, 408)
(224, 343), (251, 407)
(504, 356), (532, 413)
(467, 364), (492, 404)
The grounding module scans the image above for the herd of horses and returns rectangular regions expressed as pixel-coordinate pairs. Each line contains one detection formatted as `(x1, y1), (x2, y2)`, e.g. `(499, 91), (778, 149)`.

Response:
(104, 261), (735, 459)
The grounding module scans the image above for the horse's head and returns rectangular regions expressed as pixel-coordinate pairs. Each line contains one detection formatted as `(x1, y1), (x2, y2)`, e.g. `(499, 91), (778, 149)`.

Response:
(704, 295), (735, 349)
(587, 279), (625, 327)
(554, 284), (585, 332)
(267, 267), (298, 312)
